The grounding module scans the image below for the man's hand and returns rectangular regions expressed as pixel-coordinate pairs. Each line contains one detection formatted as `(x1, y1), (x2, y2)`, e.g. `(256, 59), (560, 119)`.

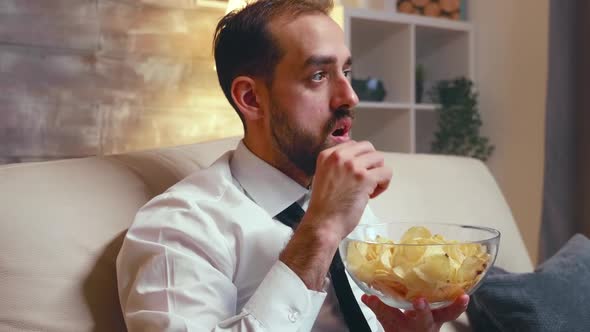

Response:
(279, 140), (392, 290)
(305, 140), (392, 240)
(362, 294), (469, 332)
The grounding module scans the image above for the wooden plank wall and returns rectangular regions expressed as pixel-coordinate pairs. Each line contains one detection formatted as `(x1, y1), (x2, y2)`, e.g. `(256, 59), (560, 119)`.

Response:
(0, 0), (243, 164)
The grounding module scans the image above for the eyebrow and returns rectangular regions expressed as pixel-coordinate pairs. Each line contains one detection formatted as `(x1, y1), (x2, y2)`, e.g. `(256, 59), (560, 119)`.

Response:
(303, 55), (352, 68)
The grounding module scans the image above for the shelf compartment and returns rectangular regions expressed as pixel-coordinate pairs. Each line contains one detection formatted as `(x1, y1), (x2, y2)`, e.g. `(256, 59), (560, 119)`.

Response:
(346, 8), (472, 31)
(349, 17), (412, 104)
(415, 25), (471, 104)
(415, 108), (439, 154)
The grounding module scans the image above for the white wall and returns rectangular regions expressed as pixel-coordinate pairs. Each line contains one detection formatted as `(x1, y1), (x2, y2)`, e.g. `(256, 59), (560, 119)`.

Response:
(470, 0), (549, 264)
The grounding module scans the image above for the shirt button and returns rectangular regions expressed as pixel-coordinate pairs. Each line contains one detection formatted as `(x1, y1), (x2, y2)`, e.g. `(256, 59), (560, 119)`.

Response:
(288, 309), (299, 322)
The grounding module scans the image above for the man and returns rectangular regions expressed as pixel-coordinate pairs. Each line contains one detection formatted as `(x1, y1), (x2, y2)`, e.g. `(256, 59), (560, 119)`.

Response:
(116, 0), (469, 331)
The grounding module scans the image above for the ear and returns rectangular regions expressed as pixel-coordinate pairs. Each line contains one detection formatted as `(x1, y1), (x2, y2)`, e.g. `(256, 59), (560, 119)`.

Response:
(231, 76), (264, 121)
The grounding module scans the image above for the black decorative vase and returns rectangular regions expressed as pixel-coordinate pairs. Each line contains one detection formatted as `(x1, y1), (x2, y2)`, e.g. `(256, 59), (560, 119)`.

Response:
(351, 77), (386, 102)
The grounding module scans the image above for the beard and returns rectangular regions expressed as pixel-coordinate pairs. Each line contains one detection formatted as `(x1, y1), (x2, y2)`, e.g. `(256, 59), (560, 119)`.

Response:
(269, 98), (353, 176)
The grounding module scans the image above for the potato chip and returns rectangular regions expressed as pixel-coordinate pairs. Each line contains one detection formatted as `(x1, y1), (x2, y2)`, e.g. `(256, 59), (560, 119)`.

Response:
(345, 226), (491, 305)
(398, 243), (426, 262)
(401, 226), (432, 243)
(347, 241), (367, 270)
(415, 254), (452, 283)
(456, 256), (488, 282)
(379, 248), (393, 269)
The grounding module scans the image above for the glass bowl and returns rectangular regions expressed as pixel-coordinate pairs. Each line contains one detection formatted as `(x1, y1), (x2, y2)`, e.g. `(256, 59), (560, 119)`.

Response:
(339, 222), (500, 310)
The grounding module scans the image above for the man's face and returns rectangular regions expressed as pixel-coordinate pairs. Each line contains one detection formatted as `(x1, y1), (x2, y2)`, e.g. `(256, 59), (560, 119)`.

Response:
(264, 13), (359, 176)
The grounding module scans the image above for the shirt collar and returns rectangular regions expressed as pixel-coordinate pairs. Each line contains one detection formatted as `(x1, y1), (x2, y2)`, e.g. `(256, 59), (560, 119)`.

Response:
(230, 140), (309, 217)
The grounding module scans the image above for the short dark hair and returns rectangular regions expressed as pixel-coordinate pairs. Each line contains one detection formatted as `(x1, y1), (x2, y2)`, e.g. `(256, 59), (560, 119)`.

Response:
(213, 0), (334, 131)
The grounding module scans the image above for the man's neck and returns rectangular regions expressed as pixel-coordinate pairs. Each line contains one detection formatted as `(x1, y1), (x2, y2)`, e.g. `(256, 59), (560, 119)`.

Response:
(242, 138), (312, 189)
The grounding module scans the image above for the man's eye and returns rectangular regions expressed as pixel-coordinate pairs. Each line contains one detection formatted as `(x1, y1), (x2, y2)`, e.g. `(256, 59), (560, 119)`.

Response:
(344, 69), (352, 79)
(311, 72), (327, 82)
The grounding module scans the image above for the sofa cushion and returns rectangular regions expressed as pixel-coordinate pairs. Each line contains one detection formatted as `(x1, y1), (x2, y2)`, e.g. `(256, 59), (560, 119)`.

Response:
(467, 234), (590, 332)
(0, 158), (149, 331)
(0, 137), (239, 332)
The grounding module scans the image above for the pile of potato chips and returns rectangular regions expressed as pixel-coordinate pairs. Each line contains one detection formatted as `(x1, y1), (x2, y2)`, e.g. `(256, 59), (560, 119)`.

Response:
(346, 226), (490, 303)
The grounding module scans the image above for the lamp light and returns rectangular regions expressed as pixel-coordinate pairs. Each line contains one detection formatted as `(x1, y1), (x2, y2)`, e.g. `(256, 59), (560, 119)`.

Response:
(226, 0), (247, 14)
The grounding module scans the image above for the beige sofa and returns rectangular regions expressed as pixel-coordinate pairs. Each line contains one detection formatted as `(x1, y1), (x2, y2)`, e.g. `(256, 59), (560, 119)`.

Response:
(0, 136), (533, 332)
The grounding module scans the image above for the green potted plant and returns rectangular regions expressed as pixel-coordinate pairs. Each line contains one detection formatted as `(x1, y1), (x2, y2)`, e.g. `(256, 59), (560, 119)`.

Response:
(429, 77), (494, 161)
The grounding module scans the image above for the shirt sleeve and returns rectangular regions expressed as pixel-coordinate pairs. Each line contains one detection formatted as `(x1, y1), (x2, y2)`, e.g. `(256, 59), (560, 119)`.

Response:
(116, 194), (327, 332)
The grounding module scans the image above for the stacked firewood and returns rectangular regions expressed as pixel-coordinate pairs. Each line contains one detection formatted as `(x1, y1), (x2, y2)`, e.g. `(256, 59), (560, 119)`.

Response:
(397, 0), (462, 20)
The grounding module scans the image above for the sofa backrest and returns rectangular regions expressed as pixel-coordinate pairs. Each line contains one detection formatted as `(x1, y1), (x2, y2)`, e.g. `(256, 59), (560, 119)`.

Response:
(373, 153), (533, 273)
(0, 136), (532, 332)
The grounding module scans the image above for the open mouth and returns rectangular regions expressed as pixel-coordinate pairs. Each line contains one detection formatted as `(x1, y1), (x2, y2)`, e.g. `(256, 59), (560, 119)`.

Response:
(330, 118), (352, 140)
(332, 128), (346, 136)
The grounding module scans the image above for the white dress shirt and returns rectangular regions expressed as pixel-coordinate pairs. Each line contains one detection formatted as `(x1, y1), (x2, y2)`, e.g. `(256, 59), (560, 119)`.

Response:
(116, 141), (385, 331)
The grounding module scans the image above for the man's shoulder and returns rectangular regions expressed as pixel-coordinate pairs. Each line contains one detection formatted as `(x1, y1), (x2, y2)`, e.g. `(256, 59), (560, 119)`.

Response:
(133, 151), (258, 228)
(139, 151), (244, 212)
(168, 151), (236, 202)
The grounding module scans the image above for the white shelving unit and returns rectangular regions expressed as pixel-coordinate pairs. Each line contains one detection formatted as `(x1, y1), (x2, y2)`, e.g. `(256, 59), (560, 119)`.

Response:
(334, 6), (474, 153)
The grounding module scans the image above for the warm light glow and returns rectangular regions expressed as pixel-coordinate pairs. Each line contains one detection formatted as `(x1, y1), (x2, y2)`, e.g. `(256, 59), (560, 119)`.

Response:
(226, 0), (248, 14)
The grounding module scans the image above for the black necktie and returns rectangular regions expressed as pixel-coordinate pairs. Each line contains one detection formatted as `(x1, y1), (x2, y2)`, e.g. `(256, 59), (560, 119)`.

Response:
(275, 202), (372, 332)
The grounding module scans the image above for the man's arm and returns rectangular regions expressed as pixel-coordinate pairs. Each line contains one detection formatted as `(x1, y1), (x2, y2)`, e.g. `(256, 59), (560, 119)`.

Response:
(280, 141), (392, 291)
(117, 194), (326, 332)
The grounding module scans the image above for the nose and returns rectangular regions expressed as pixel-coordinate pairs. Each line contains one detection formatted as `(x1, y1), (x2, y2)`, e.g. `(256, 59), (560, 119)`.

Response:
(330, 74), (359, 111)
